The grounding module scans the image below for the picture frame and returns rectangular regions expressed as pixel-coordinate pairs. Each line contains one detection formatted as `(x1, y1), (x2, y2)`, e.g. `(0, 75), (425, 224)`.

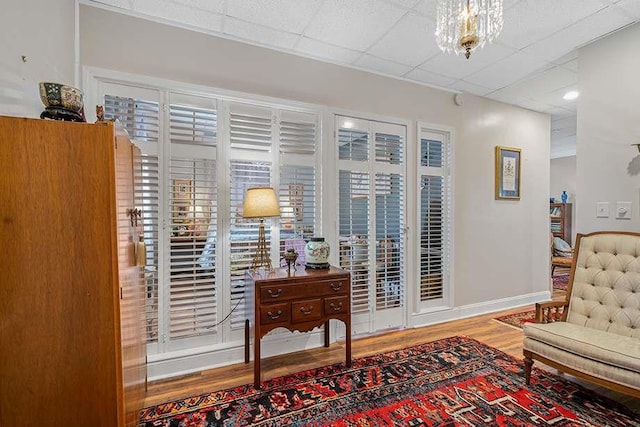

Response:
(173, 179), (192, 201)
(495, 146), (521, 200)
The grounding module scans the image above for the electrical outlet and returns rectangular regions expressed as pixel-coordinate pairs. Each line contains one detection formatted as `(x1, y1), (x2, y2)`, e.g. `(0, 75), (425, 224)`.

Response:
(616, 201), (632, 219)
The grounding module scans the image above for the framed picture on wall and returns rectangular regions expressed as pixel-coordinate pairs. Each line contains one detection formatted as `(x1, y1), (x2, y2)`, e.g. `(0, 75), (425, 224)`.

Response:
(495, 146), (521, 200)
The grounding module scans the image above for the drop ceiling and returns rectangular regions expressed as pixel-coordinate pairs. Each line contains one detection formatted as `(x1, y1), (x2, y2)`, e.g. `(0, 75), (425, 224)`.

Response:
(83, 0), (640, 158)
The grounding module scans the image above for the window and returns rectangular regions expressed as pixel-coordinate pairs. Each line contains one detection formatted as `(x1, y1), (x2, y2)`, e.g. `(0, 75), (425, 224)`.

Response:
(337, 116), (406, 333)
(102, 80), (319, 363)
(417, 129), (451, 309)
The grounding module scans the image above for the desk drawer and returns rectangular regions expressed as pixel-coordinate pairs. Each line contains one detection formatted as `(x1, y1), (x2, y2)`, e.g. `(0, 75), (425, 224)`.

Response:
(324, 296), (348, 314)
(260, 278), (348, 301)
(259, 303), (290, 324)
(291, 298), (322, 323)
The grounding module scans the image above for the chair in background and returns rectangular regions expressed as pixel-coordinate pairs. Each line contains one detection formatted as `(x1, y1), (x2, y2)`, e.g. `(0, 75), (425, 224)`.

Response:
(551, 233), (573, 275)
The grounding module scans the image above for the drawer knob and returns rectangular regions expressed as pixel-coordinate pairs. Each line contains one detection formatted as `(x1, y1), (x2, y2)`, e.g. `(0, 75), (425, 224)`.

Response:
(299, 306), (314, 315)
(267, 289), (283, 298)
(329, 302), (343, 312)
(330, 282), (343, 291)
(267, 310), (283, 320)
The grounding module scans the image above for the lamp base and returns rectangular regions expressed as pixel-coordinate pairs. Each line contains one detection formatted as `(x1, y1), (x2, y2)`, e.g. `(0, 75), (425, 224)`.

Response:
(251, 219), (273, 271)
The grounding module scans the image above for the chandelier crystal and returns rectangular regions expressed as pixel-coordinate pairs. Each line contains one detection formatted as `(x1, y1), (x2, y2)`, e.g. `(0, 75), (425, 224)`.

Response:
(435, 0), (503, 59)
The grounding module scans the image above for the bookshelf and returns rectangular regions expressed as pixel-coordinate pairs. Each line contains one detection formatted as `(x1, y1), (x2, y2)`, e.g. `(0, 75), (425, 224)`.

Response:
(550, 203), (572, 245)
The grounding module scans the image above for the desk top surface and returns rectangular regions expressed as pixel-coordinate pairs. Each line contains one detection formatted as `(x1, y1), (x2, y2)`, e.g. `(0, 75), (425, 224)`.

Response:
(247, 266), (348, 282)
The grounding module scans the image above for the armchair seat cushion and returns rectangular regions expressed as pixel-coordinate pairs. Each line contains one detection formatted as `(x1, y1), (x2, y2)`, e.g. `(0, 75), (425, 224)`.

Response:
(523, 322), (640, 372)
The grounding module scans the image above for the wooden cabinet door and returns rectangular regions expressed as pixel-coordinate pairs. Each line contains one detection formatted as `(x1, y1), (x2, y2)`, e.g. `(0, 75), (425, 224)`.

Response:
(115, 129), (146, 426)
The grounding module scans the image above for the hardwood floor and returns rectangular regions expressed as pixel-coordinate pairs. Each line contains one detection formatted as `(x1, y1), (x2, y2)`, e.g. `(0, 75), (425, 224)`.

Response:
(144, 285), (639, 413)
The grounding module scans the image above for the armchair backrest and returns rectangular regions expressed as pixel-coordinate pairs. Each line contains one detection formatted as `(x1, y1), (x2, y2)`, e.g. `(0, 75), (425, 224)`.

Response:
(566, 231), (640, 338)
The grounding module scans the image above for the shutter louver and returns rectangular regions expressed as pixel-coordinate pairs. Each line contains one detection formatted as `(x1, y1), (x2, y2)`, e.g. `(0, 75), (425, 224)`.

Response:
(104, 95), (159, 143)
(280, 117), (316, 155)
(169, 104), (217, 147)
(168, 158), (217, 339)
(339, 129), (369, 161)
(375, 133), (403, 165)
(419, 137), (445, 302)
(375, 172), (404, 310)
(230, 105), (272, 152)
(279, 166), (316, 245)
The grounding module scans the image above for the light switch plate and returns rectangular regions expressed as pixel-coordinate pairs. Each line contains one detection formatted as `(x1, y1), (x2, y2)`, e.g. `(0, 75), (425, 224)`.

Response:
(616, 201), (632, 219)
(596, 202), (609, 218)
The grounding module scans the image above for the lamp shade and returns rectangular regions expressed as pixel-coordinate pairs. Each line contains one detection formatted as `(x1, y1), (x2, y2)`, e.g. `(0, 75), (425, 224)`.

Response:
(243, 187), (280, 218)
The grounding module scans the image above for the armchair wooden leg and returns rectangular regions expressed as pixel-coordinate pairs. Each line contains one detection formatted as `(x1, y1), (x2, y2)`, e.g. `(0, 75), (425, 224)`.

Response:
(523, 352), (533, 385)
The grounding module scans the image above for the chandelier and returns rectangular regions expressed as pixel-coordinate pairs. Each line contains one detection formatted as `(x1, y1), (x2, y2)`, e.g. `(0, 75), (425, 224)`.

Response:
(435, 0), (503, 59)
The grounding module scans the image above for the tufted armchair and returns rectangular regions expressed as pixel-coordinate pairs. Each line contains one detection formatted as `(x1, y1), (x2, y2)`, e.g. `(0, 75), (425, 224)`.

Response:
(524, 231), (640, 397)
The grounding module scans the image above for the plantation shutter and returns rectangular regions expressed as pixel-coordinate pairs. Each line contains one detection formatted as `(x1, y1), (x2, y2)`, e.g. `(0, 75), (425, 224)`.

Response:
(104, 89), (161, 345)
(419, 135), (449, 305)
(167, 93), (218, 342)
(229, 103), (274, 329)
(279, 110), (318, 257)
(338, 120), (371, 315)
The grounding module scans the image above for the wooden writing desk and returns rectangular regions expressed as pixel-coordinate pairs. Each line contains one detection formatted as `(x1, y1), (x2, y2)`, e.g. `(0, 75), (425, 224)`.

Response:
(244, 266), (351, 388)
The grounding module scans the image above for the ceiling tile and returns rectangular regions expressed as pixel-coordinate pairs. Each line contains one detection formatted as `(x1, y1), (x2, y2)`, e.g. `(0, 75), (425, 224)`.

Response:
(170, 0), (224, 14)
(295, 37), (362, 64)
(507, 66), (577, 101)
(534, 85), (579, 109)
(304, 0), (407, 51)
(412, 0), (437, 19)
(224, 18), (300, 50)
(499, 0), (607, 49)
(462, 51), (550, 90)
(367, 12), (440, 66)
(404, 68), (456, 87)
(91, 0), (132, 9)
(226, 0), (323, 34)
(552, 115), (577, 130)
(616, 0), (640, 19)
(133, 0), (223, 31)
(383, 0), (421, 9)
(354, 54), (413, 76)
(523, 5), (634, 61)
(447, 80), (493, 96)
(418, 42), (516, 80)
(517, 98), (555, 112)
(543, 106), (575, 116)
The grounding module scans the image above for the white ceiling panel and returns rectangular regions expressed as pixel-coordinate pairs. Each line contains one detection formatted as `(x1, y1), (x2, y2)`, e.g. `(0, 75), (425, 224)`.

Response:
(463, 51), (549, 89)
(523, 5), (633, 61)
(517, 99), (555, 113)
(367, 12), (440, 67)
(404, 68), (456, 87)
(224, 18), (300, 50)
(616, 0), (640, 19)
(499, 0), (607, 49)
(384, 0), (422, 9)
(295, 36), (362, 64)
(226, 0), (323, 34)
(354, 54), (413, 76)
(418, 42), (516, 80)
(133, 0), (223, 32)
(447, 80), (493, 96)
(304, 0), (407, 51)
(543, 106), (576, 117)
(170, 0), (224, 14)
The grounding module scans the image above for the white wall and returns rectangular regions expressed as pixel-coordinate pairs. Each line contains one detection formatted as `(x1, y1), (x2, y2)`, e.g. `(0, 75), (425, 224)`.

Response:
(0, 0), (76, 117)
(78, 6), (550, 308)
(576, 22), (640, 234)
(550, 156), (576, 204)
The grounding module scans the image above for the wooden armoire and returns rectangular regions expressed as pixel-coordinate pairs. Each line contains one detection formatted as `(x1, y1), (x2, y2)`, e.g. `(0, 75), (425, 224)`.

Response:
(0, 116), (146, 426)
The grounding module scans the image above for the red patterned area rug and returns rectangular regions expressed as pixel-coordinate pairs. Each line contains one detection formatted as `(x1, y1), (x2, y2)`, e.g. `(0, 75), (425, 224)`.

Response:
(553, 273), (569, 291)
(494, 310), (536, 329)
(139, 336), (639, 426)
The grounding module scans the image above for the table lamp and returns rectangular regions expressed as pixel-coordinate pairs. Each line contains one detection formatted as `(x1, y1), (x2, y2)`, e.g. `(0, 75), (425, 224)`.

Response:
(243, 187), (281, 270)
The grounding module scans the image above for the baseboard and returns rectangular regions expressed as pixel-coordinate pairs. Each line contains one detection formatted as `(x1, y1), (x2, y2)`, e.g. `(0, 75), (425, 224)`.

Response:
(411, 291), (551, 327)
(146, 290), (551, 382)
